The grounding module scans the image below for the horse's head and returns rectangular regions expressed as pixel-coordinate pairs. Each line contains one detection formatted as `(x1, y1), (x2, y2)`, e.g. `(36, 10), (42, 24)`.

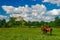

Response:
(41, 25), (46, 28)
(41, 25), (46, 31)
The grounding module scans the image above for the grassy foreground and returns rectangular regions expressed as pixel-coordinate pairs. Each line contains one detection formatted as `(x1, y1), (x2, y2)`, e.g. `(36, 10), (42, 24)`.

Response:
(0, 28), (60, 40)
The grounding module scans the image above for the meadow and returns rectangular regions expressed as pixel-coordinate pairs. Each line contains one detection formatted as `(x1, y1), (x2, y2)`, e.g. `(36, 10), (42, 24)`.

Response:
(0, 28), (60, 40)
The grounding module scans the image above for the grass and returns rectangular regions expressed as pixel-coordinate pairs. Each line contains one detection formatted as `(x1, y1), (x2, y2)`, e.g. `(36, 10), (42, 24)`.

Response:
(0, 28), (60, 40)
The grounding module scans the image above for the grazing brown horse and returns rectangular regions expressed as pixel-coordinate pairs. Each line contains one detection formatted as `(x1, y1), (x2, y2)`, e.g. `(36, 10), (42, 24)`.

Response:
(41, 25), (53, 35)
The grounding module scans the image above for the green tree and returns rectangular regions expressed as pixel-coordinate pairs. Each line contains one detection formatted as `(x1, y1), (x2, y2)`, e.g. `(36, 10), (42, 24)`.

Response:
(54, 16), (60, 27)
(1, 19), (6, 28)
(0, 19), (2, 27)
(48, 21), (55, 27)
(7, 17), (16, 27)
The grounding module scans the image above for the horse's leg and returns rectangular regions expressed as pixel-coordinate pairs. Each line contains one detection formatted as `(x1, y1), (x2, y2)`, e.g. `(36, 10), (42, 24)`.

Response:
(45, 30), (47, 34)
(50, 29), (52, 35)
(43, 30), (47, 35)
(42, 31), (45, 34)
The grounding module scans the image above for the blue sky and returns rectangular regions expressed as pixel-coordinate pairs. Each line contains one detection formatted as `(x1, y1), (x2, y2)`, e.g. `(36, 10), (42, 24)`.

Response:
(0, 0), (60, 22)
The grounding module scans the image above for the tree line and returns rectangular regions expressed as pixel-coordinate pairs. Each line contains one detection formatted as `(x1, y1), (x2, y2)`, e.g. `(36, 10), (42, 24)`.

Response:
(0, 16), (60, 28)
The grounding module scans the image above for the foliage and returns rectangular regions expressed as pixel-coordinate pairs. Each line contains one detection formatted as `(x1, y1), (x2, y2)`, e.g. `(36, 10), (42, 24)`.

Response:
(0, 16), (60, 28)
(0, 19), (6, 28)
(54, 16), (60, 27)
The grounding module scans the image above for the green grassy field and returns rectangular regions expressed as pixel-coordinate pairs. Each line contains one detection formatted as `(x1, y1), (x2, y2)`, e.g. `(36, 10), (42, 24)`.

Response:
(0, 28), (60, 40)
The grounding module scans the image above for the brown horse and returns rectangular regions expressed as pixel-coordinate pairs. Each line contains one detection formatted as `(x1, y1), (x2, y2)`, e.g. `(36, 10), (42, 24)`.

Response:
(41, 25), (53, 35)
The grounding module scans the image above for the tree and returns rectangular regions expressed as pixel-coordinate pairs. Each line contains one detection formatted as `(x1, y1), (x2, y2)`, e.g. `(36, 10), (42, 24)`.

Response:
(54, 16), (60, 27)
(0, 19), (2, 27)
(48, 21), (55, 27)
(1, 19), (6, 27)
(40, 21), (45, 26)
(7, 17), (16, 27)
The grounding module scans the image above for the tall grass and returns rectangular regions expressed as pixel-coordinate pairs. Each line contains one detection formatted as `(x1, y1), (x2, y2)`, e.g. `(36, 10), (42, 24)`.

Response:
(0, 28), (60, 40)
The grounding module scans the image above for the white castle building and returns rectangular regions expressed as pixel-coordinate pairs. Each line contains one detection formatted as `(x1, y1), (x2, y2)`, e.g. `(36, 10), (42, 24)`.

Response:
(15, 16), (24, 21)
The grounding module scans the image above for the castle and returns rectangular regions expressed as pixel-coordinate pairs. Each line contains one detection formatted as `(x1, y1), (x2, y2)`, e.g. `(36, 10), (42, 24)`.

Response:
(15, 16), (24, 21)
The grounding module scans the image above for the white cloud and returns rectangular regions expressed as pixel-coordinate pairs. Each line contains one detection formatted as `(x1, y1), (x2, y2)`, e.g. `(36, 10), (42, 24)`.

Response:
(42, 16), (54, 22)
(2, 6), (15, 13)
(43, 0), (60, 6)
(32, 4), (46, 16)
(2, 4), (60, 22)
(0, 15), (8, 19)
(46, 9), (60, 15)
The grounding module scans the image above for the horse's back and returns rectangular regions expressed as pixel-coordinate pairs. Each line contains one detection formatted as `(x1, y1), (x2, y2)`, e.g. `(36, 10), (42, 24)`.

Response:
(46, 27), (53, 32)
